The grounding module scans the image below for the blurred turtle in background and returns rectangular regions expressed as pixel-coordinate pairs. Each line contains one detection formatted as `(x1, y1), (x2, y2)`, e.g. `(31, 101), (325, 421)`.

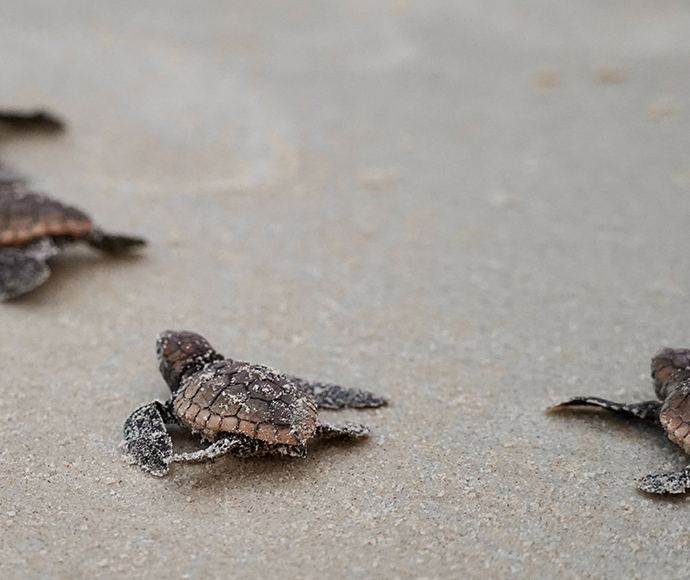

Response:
(550, 348), (690, 494)
(0, 110), (146, 300)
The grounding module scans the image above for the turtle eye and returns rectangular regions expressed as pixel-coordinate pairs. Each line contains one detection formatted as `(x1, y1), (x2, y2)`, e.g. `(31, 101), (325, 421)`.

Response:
(672, 349), (690, 371)
(653, 362), (673, 386)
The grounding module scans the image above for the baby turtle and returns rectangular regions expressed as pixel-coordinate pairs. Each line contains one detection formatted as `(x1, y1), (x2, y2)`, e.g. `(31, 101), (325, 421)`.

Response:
(124, 330), (388, 476)
(0, 109), (146, 300)
(549, 348), (690, 494)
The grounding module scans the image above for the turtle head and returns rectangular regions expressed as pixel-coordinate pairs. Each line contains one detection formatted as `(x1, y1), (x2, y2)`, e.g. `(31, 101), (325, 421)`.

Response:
(156, 330), (223, 392)
(652, 348), (690, 400)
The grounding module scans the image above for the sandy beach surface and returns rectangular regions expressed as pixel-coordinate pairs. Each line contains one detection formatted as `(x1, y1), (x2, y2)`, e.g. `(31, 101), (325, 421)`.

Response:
(2, 1), (690, 578)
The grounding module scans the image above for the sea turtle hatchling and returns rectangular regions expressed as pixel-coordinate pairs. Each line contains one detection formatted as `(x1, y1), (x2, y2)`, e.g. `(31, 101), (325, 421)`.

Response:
(124, 330), (388, 476)
(549, 348), (690, 494)
(0, 109), (146, 300)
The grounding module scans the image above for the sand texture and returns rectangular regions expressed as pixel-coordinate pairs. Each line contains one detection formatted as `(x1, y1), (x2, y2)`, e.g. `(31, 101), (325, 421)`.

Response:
(2, 1), (690, 578)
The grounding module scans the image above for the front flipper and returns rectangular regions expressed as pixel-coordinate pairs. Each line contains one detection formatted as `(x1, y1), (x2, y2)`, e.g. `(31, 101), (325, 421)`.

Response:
(639, 467), (690, 494)
(170, 433), (267, 464)
(548, 397), (662, 423)
(123, 401), (174, 476)
(0, 247), (51, 301)
(287, 375), (388, 410)
(87, 230), (146, 253)
(316, 421), (370, 439)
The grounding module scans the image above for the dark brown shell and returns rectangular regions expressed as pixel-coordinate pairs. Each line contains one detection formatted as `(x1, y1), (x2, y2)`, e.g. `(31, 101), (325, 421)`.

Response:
(0, 188), (94, 247)
(660, 380), (690, 453)
(172, 359), (318, 445)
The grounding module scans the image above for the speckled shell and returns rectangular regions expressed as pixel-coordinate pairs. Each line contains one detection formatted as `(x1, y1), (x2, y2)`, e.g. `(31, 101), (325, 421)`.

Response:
(0, 188), (94, 247)
(172, 359), (318, 446)
(660, 379), (690, 453)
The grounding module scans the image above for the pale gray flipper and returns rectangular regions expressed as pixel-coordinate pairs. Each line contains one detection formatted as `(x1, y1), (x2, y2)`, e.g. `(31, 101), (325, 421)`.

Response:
(0, 250), (49, 300)
(548, 397), (662, 423)
(0, 238), (59, 301)
(639, 467), (690, 494)
(316, 421), (370, 439)
(170, 433), (267, 464)
(287, 375), (388, 410)
(170, 433), (308, 465)
(123, 400), (175, 477)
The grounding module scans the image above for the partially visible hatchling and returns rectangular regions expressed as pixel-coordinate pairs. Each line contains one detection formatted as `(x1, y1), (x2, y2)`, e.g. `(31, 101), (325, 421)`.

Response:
(549, 348), (690, 494)
(124, 330), (388, 476)
(0, 109), (145, 300)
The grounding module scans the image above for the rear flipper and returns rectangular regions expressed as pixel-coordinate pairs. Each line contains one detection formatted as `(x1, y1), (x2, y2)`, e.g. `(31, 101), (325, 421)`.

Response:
(0, 247), (51, 300)
(123, 401), (175, 476)
(316, 421), (370, 439)
(639, 467), (690, 494)
(0, 109), (64, 132)
(87, 230), (147, 253)
(547, 397), (662, 423)
(287, 375), (388, 410)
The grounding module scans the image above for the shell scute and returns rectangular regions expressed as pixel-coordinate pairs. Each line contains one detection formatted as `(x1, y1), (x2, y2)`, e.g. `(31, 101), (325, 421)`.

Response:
(237, 399), (269, 423)
(268, 400), (295, 425)
(220, 416), (239, 433)
(248, 380), (282, 401)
